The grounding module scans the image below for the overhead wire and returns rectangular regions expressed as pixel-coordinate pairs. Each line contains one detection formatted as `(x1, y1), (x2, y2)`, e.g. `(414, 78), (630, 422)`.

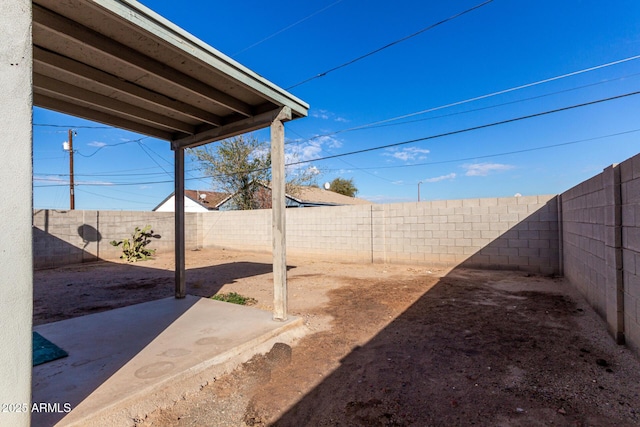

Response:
(287, 127), (400, 184)
(357, 72), (640, 131)
(75, 136), (150, 158)
(136, 141), (173, 178)
(286, 54), (640, 146)
(33, 57), (640, 178)
(88, 185), (162, 199)
(33, 89), (640, 188)
(233, 0), (344, 56)
(348, 54), (640, 131)
(324, 128), (640, 172)
(286, 0), (494, 89)
(33, 123), (113, 129)
(75, 188), (155, 205)
(284, 89), (640, 167)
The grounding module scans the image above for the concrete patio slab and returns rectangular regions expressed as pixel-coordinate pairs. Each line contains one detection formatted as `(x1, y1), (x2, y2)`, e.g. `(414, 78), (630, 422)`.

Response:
(32, 296), (306, 427)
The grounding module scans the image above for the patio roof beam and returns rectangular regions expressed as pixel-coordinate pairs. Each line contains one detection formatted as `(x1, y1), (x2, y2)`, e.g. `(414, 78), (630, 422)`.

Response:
(172, 107), (294, 150)
(34, 73), (197, 134)
(33, 4), (254, 117)
(34, 93), (176, 141)
(33, 47), (223, 127)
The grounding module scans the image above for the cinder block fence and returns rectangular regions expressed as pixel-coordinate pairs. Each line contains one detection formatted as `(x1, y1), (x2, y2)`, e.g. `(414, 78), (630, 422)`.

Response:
(560, 152), (640, 353)
(33, 195), (561, 274)
(201, 195), (560, 274)
(31, 151), (640, 356)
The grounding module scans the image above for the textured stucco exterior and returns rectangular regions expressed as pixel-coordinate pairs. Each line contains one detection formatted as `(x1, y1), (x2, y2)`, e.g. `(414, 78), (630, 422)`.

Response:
(0, 1), (33, 425)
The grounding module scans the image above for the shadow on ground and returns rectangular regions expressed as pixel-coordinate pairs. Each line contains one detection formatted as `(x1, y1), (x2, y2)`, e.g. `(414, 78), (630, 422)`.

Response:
(33, 259), (287, 325)
(32, 297), (200, 427)
(269, 267), (638, 426)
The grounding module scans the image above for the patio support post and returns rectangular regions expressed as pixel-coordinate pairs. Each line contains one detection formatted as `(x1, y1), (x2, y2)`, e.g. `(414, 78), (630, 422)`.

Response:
(174, 145), (186, 298)
(271, 106), (291, 321)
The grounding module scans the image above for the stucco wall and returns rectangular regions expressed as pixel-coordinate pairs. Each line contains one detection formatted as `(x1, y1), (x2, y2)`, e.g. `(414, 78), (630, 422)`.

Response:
(0, 1), (33, 425)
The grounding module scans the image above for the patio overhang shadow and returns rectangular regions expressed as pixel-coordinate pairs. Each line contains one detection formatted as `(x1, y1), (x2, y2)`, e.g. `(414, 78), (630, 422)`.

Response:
(32, 0), (309, 320)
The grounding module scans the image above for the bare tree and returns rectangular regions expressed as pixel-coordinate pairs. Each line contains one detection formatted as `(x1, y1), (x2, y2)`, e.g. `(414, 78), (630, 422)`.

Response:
(188, 134), (321, 209)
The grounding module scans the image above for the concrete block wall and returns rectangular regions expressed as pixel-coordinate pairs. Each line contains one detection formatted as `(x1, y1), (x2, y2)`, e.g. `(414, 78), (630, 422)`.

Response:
(287, 204), (373, 263)
(32, 210), (198, 269)
(376, 196), (559, 273)
(619, 154), (640, 353)
(561, 173), (608, 317)
(561, 151), (640, 353)
(29, 151), (640, 357)
(198, 195), (560, 273)
(200, 209), (271, 254)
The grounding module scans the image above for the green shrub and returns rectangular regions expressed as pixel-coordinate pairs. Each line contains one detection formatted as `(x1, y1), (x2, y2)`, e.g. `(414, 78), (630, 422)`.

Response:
(211, 292), (257, 305)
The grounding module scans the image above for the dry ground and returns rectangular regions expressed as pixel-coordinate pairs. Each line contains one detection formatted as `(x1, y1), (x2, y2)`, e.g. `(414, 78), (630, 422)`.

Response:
(34, 248), (640, 426)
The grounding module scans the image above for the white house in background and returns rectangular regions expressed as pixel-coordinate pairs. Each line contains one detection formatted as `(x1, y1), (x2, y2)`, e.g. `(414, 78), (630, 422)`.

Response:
(154, 186), (373, 212)
(153, 190), (229, 212)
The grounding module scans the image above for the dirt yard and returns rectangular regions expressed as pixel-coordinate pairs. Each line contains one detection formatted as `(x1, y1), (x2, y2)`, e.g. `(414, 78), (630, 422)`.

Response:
(34, 248), (640, 426)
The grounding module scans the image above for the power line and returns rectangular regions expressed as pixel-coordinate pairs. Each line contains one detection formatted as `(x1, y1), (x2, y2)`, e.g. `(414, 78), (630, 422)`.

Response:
(286, 0), (494, 89)
(357, 72), (640, 132)
(75, 137), (149, 158)
(75, 188), (155, 205)
(285, 89), (640, 167)
(335, 156), (400, 184)
(233, 0), (344, 56)
(34, 164), (205, 177)
(136, 141), (173, 178)
(33, 89), (640, 188)
(288, 127), (399, 184)
(326, 128), (640, 172)
(33, 123), (113, 129)
(35, 171), (171, 178)
(34, 155), (67, 161)
(352, 54), (640, 130)
(89, 186), (162, 199)
(286, 54), (640, 146)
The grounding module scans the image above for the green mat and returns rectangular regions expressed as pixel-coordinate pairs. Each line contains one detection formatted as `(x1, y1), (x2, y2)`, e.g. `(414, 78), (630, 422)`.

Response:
(33, 332), (68, 366)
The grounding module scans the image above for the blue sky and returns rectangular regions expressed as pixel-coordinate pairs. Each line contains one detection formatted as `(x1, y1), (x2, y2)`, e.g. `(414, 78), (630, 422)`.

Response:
(34, 0), (640, 210)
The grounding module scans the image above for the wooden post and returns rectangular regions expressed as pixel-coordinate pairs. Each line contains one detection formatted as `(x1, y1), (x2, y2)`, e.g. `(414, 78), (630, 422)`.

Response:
(68, 129), (75, 209)
(271, 107), (291, 321)
(174, 145), (186, 298)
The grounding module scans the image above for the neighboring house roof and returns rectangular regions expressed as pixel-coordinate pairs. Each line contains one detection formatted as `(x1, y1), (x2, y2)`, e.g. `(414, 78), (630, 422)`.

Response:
(184, 190), (230, 209)
(155, 186), (372, 212)
(217, 184), (372, 210)
(153, 190), (230, 211)
(289, 186), (372, 206)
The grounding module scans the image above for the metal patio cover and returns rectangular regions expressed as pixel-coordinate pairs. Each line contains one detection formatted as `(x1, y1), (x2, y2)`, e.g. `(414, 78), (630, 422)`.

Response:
(32, 0), (309, 148)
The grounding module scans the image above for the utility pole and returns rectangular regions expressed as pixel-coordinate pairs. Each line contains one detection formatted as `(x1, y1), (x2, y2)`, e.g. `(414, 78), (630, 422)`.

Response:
(418, 181), (423, 202)
(64, 129), (75, 210)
